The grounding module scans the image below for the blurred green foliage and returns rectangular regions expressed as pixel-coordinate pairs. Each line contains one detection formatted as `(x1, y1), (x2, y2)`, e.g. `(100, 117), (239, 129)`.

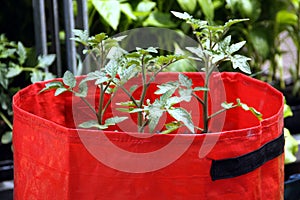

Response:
(0, 34), (55, 145)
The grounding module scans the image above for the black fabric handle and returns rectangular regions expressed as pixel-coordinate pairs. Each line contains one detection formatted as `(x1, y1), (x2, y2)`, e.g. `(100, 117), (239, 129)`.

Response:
(210, 132), (284, 181)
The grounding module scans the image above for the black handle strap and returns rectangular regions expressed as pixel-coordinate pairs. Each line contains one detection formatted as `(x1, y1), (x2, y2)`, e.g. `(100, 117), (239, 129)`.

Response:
(210, 132), (284, 181)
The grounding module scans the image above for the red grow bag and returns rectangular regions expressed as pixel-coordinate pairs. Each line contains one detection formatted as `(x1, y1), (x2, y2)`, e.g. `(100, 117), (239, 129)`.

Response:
(13, 72), (284, 200)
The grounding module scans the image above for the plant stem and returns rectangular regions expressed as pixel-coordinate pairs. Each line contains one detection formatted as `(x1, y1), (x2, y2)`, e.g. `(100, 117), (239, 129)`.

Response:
(203, 64), (210, 133)
(119, 85), (139, 107)
(138, 55), (147, 132)
(97, 81), (113, 125)
(208, 105), (238, 119)
(79, 97), (98, 116)
(192, 93), (204, 105)
(193, 27), (211, 133)
(0, 111), (13, 130)
(101, 85), (121, 117)
(96, 42), (107, 125)
(97, 84), (105, 125)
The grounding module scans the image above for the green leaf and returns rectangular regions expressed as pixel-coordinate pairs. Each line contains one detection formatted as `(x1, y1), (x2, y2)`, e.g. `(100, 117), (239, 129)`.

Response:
(284, 99), (293, 118)
(155, 82), (178, 95)
(249, 28), (270, 59)
(160, 121), (181, 134)
(276, 10), (297, 26)
(224, 19), (249, 30)
(148, 106), (164, 133)
(236, 99), (262, 120)
(117, 101), (139, 107)
(79, 120), (108, 129)
(160, 89), (176, 103)
(221, 102), (234, 109)
(231, 54), (251, 74)
(171, 11), (192, 20)
(38, 54), (56, 68)
(0, 65), (8, 88)
(81, 71), (104, 84)
(143, 10), (176, 28)
(248, 107), (263, 120)
(145, 47), (158, 54)
(92, 0), (121, 30)
(178, 73), (192, 88)
(30, 70), (44, 83)
(6, 63), (22, 78)
(291, 0), (300, 9)
(178, 89), (192, 102)
(129, 108), (145, 113)
(229, 41), (246, 54)
(91, 33), (107, 44)
(186, 47), (204, 58)
(219, 35), (231, 52)
(177, 0), (197, 13)
(120, 3), (137, 20)
(72, 29), (89, 45)
(39, 81), (64, 93)
(44, 72), (56, 80)
(105, 59), (119, 78)
(237, 0), (261, 21)
(104, 116), (128, 125)
(95, 76), (109, 85)
(166, 96), (182, 107)
(116, 108), (133, 113)
(75, 82), (88, 97)
(118, 64), (138, 83)
(197, 0), (214, 21)
(284, 128), (299, 164)
(168, 108), (194, 133)
(55, 87), (68, 96)
(1, 131), (12, 144)
(136, 1), (156, 13)
(17, 42), (26, 65)
(0, 49), (15, 59)
(63, 70), (76, 88)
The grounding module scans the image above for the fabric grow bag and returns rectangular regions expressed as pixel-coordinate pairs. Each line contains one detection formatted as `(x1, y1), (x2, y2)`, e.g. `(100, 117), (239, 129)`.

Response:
(13, 72), (284, 200)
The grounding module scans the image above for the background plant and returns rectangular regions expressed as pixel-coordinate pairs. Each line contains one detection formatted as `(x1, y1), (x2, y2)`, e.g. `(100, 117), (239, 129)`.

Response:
(273, 0), (300, 96)
(284, 99), (299, 164)
(0, 34), (55, 145)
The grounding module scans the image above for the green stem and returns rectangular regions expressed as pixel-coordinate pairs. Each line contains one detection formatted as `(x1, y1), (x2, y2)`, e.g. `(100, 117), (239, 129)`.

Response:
(192, 26), (211, 133)
(203, 84), (209, 132)
(192, 93), (204, 105)
(98, 81), (114, 124)
(0, 111), (13, 130)
(203, 58), (211, 133)
(98, 84), (105, 125)
(79, 96), (98, 116)
(138, 55), (147, 132)
(208, 105), (238, 119)
(96, 42), (108, 125)
(101, 85), (121, 117)
(21, 67), (35, 72)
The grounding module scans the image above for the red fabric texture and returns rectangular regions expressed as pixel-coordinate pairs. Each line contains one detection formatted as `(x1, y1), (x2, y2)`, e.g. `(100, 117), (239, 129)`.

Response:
(13, 72), (284, 200)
